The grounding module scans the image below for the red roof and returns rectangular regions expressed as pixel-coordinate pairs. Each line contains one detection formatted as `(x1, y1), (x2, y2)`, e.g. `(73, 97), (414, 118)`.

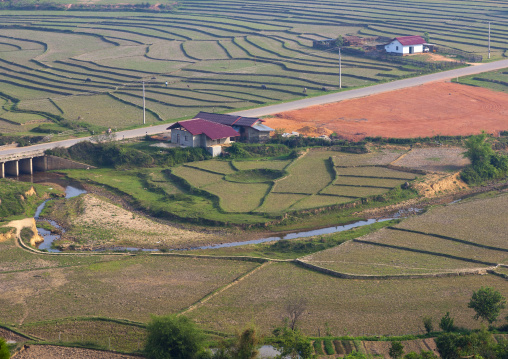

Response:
(394, 36), (425, 46)
(194, 111), (264, 127)
(167, 119), (239, 140)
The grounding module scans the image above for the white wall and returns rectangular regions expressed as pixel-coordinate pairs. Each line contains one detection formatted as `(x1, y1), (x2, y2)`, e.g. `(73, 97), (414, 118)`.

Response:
(171, 128), (197, 147)
(386, 40), (424, 55)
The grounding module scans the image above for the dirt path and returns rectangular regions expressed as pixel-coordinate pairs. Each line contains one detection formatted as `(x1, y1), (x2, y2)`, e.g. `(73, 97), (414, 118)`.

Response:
(3, 218), (43, 246)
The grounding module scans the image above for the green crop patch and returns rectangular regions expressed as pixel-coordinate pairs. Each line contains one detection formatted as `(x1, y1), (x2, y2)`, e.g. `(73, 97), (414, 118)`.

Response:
(334, 176), (406, 188)
(232, 159), (291, 171)
(320, 185), (387, 198)
(290, 194), (353, 210)
(225, 169), (285, 183)
(187, 160), (236, 175)
(172, 165), (224, 188)
(203, 181), (270, 212)
(257, 192), (309, 213)
(336, 167), (417, 180)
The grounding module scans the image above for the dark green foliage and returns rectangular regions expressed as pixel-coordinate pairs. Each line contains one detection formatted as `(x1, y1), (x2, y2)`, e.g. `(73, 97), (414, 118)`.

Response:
(46, 141), (210, 169)
(468, 287), (507, 324)
(20, 227), (34, 244)
(0, 337), (9, 359)
(0, 135), (45, 147)
(272, 326), (313, 359)
(224, 143), (292, 159)
(210, 328), (259, 359)
(144, 315), (206, 359)
(439, 312), (455, 332)
(312, 340), (324, 355)
(435, 329), (502, 359)
(269, 135), (368, 153)
(389, 341), (404, 359)
(461, 133), (508, 184)
(422, 316), (433, 334)
(404, 350), (437, 359)
(323, 339), (335, 355)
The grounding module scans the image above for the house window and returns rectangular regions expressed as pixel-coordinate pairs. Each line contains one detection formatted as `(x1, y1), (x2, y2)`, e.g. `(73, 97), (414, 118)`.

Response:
(396, 46), (399, 50)
(184, 135), (188, 141)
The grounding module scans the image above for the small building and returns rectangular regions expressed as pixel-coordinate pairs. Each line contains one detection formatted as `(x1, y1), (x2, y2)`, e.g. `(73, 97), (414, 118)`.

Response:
(384, 36), (427, 55)
(193, 112), (274, 143)
(167, 119), (239, 157)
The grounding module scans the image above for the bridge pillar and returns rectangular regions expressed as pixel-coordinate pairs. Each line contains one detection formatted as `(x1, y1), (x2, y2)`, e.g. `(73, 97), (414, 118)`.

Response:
(33, 156), (47, 172)
(19, 158), (33, 175)
(4, 160), (19, 177)
(0, 162), (4, 178)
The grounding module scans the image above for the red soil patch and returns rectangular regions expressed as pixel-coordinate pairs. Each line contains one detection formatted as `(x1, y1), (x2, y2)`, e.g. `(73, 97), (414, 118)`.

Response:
(265, 82), (508, 141)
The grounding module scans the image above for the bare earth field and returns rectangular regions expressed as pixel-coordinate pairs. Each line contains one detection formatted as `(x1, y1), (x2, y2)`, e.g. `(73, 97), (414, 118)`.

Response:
(265, 82), (508, 140)
(15, 345), (139, 359)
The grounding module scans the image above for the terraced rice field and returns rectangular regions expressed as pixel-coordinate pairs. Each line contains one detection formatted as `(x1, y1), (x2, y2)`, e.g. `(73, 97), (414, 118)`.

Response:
(304, 192), (508, 276)
(1, 0), (506, 133)
(168, 148), (417, 214)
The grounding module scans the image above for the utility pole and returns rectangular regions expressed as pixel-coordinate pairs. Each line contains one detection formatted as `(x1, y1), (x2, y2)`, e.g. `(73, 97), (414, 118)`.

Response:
(142, 81), (146, 125)
(339, 47), (342, 89)
(488, 22), (491, 59)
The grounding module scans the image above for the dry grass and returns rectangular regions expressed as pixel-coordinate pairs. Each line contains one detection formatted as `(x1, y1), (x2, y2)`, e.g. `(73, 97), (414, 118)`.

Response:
(69, 194), (218, 249)
(0, 255), (259, 325)
(332, 150), (406, 167)
(290, 194), (353, 210)
(396, 192), (508, 250)
(320, 185), (388, 197)
(204, 181), (270, 212)
(232, 159), (291, 171)
(302, 240), (489, 276)
(394, 147), (470, 173)
(334, 177), (406, 188)
(187, 262), (508, 336)
(362, 228), (508, 264)
(257, 193), (308, 213)
(336, 167), (417, 180)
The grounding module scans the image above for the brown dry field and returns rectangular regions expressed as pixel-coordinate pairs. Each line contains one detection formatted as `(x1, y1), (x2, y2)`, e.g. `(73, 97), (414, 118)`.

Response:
(265, 82), (508, 140)
(14, 345), (139, 359)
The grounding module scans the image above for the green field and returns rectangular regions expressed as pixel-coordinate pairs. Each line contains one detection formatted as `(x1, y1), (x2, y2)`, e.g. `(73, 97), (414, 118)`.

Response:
(0, 0), (505, 134)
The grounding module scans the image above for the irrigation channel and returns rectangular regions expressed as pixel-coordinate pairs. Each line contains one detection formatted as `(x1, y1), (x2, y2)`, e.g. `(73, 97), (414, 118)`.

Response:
(23, 174), (403, 252)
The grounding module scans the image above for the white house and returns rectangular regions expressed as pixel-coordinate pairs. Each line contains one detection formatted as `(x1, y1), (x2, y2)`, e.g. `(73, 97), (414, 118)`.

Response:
(384, 36), (426, 55)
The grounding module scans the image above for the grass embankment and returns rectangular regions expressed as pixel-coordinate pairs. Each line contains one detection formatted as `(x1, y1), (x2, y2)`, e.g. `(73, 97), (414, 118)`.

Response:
(0, 179), (61, 220)
(61, 147), (419, 230)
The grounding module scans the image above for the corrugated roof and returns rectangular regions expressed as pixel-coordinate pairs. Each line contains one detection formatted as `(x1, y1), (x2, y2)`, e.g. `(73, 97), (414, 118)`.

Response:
(252, 123), (274, 132)
(394, 36), (425, 46)
(194, 112), (263, 127)
(167, 119), (239, 140)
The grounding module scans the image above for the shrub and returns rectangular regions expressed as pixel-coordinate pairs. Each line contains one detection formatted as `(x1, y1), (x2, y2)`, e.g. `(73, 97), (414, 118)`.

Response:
(439, 312), (455, 332)
(144, 315), (206, 359)
(422, 316), (433, 334)
(0, 337), (9, 359)
(323, 339), (335, 355)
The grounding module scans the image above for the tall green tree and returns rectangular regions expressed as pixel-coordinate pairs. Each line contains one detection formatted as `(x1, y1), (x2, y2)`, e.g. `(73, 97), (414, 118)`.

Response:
(468, 287), (507, 324)
(439, 312), (455, 332)
(272, 326), (314, 359)
(389, 341), (404, 359)
(0, 338), (10, 359)
(144, 315), (206, 359)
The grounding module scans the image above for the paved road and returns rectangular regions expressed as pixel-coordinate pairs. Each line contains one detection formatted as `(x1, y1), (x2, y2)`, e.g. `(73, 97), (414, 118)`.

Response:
(1, 59), (508, 158)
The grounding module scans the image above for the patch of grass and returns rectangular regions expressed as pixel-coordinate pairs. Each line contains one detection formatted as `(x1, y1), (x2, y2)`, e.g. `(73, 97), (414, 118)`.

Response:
(225, 169), (285, 183)
(324, 339), (335, 355)
(313, 340), (325, 355)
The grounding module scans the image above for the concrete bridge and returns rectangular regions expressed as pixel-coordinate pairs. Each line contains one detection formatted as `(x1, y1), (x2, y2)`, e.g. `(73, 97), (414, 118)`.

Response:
(0, 150), (91, 178)
(0, 150), (46, 178)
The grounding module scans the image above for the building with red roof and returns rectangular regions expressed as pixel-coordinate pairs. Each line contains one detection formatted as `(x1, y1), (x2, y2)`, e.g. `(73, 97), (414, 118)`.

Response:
(167, 119), (240, 157)
(193, 112), (273, 143)
(384, 36), (428, 55)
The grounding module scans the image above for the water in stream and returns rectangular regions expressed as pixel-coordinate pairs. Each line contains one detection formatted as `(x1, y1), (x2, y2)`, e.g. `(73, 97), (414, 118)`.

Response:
(35, 185), (87, 252)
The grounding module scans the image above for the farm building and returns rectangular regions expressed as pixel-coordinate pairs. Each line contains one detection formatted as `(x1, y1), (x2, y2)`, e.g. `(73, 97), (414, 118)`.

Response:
(193, 112), (274, 143)
(384, 36), (427, 55)
(167, 119), (239, 157)
(312, 38), (336, 49)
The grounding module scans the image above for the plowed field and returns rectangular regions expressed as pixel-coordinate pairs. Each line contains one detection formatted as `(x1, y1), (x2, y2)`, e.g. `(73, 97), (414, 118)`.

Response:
(265, 82), (508, 140)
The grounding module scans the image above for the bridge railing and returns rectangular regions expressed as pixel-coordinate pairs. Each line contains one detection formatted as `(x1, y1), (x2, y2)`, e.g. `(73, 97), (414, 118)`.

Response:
(0, 150), (46, 162)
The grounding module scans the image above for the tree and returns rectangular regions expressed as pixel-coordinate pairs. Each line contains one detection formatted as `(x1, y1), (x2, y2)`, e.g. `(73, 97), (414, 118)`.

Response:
(389, 341), (404, 359)
(285, 298), (308, 330)
(422, 316), (433, 334)
(336, 35), (344, 47)
(0, 338), (10, 359)
(404, 350), (438, 359)
(468, 287), (507, 324)
(212, 328), (259, 359)
(423, 32), (430, 43)
(439, 312), (455, 332)
(144, 315), (206, 359)
(272, 326), (313, 359)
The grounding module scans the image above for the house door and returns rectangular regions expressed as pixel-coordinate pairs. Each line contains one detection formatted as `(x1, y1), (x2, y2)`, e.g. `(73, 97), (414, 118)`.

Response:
(409, 46), (414, 54)
(176, 133), (180, 143)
